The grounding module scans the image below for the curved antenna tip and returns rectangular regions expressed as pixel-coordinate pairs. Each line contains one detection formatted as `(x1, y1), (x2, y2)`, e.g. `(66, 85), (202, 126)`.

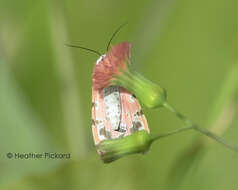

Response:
(106, 22), (128, 52)
(65, 43), (101, 56)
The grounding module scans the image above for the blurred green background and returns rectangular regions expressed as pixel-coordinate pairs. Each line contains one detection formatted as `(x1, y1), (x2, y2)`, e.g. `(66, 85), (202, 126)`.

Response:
(0, 0), (238, 189)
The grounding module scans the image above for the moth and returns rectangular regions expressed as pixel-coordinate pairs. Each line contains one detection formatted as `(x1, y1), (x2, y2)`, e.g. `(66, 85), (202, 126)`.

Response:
(91, 42), (150, 147)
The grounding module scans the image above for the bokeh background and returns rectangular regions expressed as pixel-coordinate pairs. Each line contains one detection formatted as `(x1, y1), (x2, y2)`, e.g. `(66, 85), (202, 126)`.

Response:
(1, 0), (238, 189)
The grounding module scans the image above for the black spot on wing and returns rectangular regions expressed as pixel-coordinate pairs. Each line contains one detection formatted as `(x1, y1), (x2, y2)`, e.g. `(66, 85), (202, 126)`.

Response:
(136, 110), (144, 116)
(99, 128), (112, 139)
(130, 121), (143, 134)
(92, 119), (95, 126)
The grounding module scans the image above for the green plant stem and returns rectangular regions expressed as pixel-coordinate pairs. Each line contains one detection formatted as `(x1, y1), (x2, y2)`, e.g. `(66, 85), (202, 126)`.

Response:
(163, 101), (238, 153)
(151, 126), (194, 142)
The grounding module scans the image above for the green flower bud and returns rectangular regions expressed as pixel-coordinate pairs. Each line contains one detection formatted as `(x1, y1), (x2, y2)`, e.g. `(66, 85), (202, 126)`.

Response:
(113, 67), (167, 108)
(97, 130), (152, 163)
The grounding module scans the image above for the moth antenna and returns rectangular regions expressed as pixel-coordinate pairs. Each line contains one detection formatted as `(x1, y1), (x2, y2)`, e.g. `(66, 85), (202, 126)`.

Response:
(65, 43), (101, 56)
(106, 22), (127, 52)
